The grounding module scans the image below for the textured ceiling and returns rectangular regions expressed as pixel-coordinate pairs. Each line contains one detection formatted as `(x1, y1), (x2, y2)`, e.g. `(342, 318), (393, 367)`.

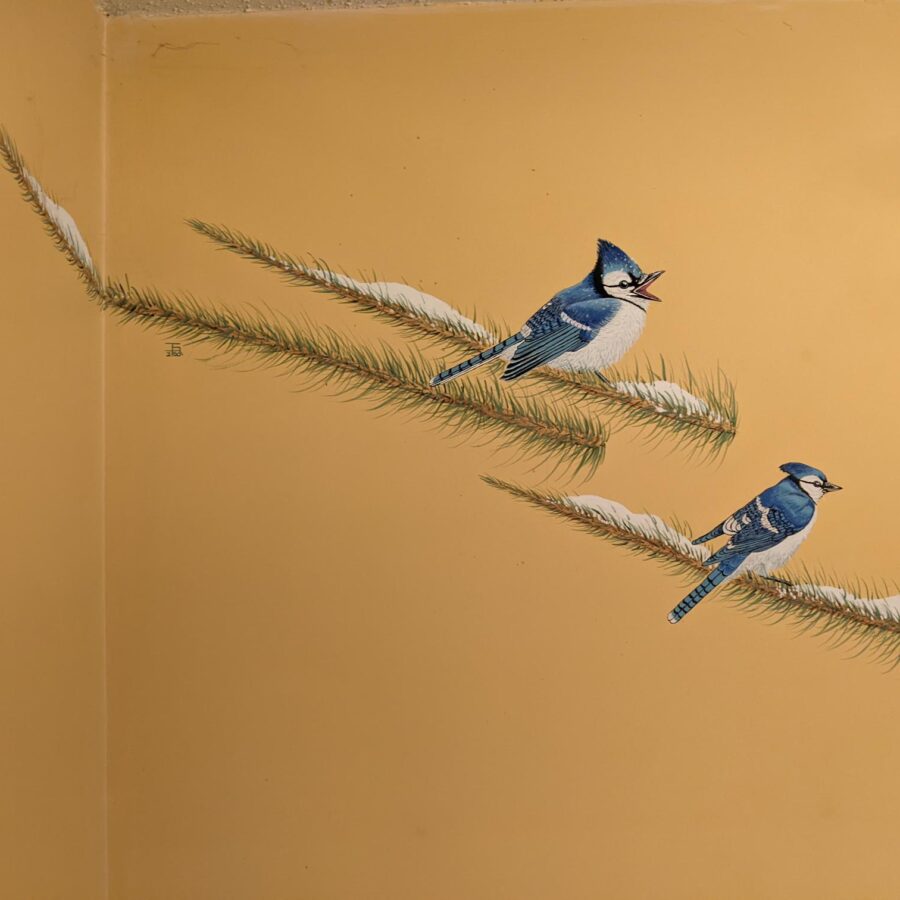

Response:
(97, 0), (522, 14)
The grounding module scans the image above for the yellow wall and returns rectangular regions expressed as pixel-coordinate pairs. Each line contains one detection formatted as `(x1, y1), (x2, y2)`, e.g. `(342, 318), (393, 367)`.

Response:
(0, 1), (107, 897)
(102, 5), (900, 898)
(5, 1), (900, 897)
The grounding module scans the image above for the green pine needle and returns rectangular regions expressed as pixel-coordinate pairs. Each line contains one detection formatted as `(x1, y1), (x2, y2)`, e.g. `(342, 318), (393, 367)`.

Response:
(188, 219), (738, 457)
(483, 476), (900, 669)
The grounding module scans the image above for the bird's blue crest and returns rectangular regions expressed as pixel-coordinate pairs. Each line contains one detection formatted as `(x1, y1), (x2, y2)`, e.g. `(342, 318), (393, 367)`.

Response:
(596, 239), (643, 279)
(780, 462), (828, 482)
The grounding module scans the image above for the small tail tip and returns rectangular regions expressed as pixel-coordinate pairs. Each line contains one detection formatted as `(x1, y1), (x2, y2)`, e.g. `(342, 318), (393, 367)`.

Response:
(429, 375), (442, 387)
(667, 611), (681, 624)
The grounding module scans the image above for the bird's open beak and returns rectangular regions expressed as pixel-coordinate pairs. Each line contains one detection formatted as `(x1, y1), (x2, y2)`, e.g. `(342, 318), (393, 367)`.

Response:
(823, 481), (843, 492)
(635, 270), (664, 302)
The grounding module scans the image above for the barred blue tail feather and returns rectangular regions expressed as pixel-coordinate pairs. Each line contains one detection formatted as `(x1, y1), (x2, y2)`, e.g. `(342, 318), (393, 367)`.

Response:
(430, 332), (524, 387)
(667, 555), (746, 624)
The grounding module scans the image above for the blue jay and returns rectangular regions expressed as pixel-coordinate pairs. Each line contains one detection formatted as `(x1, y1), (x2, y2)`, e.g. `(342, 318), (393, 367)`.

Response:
(429, 240), (663, 386)
(668, 463), (843, 624)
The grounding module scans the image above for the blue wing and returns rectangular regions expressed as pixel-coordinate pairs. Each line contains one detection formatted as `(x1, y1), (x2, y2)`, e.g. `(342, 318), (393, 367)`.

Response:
(704, 496), (799, 566)
(501, 291), (619, 382)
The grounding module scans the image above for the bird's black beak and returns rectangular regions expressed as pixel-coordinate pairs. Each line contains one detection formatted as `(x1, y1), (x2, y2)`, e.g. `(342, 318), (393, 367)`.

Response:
(823, 481), (843, 492)
(635, 270), (664, 302)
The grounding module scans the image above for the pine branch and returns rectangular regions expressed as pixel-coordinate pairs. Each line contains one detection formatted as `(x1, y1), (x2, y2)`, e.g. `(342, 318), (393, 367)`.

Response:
(483, 476), (900, 668)
(103, 282), (607, 473)
(186, 218), (494, 349)
(0, 127), (100, 296)
(0, 130), (606, 476)
(188, 219), (738, 457)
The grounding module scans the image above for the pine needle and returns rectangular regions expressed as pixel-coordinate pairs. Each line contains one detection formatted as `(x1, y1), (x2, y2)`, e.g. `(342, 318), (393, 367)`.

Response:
(188, 219), (738, 457)
(0, 129), (606, 476)
(483, 476), (900, 669)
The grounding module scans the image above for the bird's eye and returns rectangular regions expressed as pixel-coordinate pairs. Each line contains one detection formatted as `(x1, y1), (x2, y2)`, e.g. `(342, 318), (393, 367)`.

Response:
(618, 280), (629, 288)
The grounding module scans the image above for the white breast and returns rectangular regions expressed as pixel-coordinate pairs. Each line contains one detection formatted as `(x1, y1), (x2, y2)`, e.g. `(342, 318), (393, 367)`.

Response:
(548, 303), (647, 373)
(734, 512), (818, 578)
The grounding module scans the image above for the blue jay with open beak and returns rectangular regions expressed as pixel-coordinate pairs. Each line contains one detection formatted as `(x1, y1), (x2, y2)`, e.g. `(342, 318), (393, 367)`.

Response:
(430, 239), (663, 386)
(668, 463), (843, 623)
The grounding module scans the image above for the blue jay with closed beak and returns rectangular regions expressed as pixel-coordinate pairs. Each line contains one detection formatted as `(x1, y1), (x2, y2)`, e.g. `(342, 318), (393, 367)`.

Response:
(668, 463), (843, 624)
(429, 239), (663, 386)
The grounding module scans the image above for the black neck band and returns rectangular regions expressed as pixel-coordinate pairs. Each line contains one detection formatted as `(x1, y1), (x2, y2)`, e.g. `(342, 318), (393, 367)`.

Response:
(620, 296), (648, 314)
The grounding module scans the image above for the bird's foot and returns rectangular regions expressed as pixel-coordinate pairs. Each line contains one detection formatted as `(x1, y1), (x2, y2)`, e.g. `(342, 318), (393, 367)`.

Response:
(764, 576), (793, 587)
